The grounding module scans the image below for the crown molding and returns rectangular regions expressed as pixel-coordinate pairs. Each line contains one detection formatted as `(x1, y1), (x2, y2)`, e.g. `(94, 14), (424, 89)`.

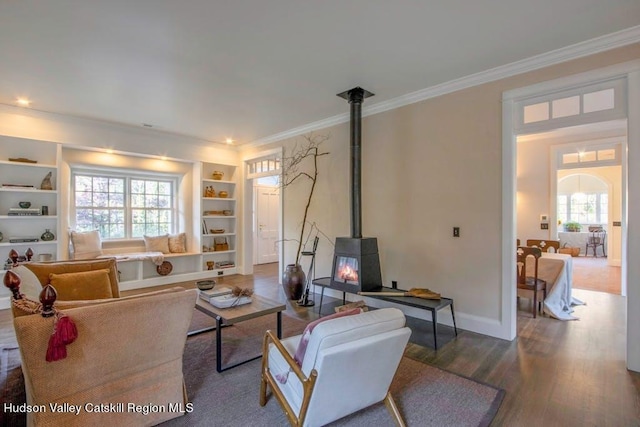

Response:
(245, 25), (640, 149)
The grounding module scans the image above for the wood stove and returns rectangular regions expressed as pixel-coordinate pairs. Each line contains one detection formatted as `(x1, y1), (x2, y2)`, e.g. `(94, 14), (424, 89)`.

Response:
(330, 87), (383, 294)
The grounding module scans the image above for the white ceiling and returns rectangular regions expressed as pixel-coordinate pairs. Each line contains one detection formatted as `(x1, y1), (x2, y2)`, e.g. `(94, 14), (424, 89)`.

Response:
(1, 1), (639, 146)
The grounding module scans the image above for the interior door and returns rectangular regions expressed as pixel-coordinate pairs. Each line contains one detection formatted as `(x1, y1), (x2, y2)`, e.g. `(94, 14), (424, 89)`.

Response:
(255, 185), (279, 264)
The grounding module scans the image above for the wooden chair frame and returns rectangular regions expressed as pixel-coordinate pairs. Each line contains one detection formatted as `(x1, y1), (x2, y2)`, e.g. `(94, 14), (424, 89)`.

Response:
(260, 330), (405, 427)
(526, 239), (560, 253)
(517, 246), (547, 318)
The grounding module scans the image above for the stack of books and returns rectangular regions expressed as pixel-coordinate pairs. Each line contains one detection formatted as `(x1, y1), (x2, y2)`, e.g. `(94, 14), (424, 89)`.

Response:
(216, 261), (235, 269)
(198, 286), (233, 303)
(8, 208), (42, 216)
(9, 237), (40, 243)
(198, 287), (251, 308)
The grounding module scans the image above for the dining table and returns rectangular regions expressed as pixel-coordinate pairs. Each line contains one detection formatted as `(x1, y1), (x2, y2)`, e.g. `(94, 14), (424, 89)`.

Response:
(535, 252), (585, 320)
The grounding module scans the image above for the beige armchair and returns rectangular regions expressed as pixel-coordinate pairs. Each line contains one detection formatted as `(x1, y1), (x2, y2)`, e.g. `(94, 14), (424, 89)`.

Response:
(260, 307), (411, 426)
(8, 269), (196, 427)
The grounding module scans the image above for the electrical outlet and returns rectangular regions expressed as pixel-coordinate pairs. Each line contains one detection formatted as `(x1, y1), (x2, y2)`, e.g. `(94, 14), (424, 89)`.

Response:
(540, 223), (549, 230)
(453, 227), (460, 237)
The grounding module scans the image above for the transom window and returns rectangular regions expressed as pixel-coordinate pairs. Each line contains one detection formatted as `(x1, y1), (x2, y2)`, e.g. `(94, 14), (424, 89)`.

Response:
(516, 78), (626, 134)
(73, 172), (175, 239)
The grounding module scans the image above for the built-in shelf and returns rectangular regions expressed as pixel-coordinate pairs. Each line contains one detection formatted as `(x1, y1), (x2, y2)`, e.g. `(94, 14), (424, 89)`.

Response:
(202, 215), (236, 219)
(202, 197), (237, 201)
(0, 215), (58, 220)
(0, 188), (58, 193)
(0, 240), (57, 247)
(0, 136), (61, 266)
(0, 159), (57, 169)
(202, 250), (236, 255)
(202, 233), (236, 238)
(202, 179), (235, 185)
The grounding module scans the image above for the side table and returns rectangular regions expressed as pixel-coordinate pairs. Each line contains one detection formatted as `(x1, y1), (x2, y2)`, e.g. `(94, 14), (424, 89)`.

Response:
(368, 287), (458, 350)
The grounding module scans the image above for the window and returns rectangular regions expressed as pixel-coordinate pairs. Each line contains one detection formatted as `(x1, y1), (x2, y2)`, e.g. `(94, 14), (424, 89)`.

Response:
(557, 192), (607, 225)
(246, 152), (281, 179)
(74, 172), (175, 240)
(558, 143), (621, 169)
(517, 78), (626, 133)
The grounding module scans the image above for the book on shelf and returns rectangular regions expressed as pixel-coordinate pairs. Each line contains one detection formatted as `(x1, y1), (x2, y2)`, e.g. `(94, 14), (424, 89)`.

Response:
(9, 237), (40, 243)
(8, 212), (42, 216)
(217, 261), (235, 269)
(7, 208), (42, 216)
(2, 184), (35, 188)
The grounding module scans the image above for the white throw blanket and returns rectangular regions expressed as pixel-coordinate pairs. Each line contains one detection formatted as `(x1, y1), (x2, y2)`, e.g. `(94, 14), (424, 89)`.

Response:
(98, 251), (165, 266)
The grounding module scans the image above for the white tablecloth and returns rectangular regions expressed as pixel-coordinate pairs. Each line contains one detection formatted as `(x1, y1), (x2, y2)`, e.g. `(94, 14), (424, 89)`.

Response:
(540, 252), (585, 320)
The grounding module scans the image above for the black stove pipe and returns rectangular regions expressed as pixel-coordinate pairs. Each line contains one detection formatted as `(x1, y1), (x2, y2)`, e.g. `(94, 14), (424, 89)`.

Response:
(337, 87), (374, 239)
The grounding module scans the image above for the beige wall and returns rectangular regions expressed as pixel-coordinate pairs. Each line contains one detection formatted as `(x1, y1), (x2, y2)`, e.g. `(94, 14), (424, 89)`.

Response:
(243, 43), (640, 334)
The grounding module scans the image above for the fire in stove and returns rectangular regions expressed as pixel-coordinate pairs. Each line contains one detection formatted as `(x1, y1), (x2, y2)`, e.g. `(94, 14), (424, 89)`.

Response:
(334, 256), (359, 284)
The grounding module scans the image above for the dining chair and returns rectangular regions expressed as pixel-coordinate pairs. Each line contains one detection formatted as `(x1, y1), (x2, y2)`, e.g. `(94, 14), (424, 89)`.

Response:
(585, 227), (606, 257)
(517, 246), (547, 318)
(526, 239), (560, 253)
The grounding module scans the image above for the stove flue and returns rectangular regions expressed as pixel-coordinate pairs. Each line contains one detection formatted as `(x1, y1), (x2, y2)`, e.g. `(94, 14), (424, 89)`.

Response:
(330, 87), (383, 294)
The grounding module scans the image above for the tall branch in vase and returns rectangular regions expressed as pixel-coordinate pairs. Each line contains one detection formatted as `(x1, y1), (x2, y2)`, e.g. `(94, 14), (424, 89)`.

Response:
(282, 134), (330, 265)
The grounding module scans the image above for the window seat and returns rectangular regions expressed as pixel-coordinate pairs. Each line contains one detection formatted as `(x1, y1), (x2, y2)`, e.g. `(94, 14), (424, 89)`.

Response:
(96, 249), (208, 291)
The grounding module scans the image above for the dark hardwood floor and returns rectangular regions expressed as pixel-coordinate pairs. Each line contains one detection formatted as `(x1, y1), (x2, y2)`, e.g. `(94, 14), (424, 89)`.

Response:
(2, 263), (639, 426)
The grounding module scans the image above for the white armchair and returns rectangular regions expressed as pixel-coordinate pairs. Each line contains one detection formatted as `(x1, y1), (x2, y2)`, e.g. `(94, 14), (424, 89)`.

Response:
(260, 308), (411, 426)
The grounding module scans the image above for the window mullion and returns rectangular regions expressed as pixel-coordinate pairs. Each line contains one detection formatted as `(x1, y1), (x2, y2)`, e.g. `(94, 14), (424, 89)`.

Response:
(125, 177), (133, 239)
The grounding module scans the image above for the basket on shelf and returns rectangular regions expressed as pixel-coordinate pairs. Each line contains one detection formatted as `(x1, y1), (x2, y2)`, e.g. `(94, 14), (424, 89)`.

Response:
(558, 243), (580, 257)
(214, 237), (229, 251)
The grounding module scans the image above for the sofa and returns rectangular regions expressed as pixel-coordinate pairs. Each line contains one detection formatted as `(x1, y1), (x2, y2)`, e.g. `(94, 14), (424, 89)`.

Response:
(12, 285), (197, 427)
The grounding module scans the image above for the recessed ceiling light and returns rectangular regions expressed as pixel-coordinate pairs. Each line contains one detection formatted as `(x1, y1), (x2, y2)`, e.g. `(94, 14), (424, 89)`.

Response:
(16, 97), (31, 106)
(106, 149), (114, 154)
(160, 156), (167, 161)
(225, 138), (234, 144)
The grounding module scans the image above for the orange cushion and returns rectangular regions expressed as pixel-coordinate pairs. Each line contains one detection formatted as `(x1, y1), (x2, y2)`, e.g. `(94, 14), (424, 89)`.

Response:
(48, 269), (113, 301)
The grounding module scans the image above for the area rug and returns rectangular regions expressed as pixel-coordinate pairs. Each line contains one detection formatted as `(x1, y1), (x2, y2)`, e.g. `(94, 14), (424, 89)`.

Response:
(2, 311), (504, 427)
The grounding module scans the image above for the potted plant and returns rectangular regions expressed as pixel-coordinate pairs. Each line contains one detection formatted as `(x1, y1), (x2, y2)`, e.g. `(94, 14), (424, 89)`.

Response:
(563, 221), (582, 232)
(280, 134), (329, 300)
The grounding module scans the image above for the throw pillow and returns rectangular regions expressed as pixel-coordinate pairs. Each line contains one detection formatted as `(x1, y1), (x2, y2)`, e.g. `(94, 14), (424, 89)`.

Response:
(293, 307), (362, 366)
(70, 230), (103, 260)
(144, 234), (171, 254)
(48, 269), (113, 300)
(334, 300), (368, 313)
(168, 233), (187, 253)
(12, 265), (43, 300)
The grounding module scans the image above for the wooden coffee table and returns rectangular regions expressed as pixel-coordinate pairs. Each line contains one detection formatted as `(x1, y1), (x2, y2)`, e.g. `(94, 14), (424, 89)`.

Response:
(195, 294), (285, 372)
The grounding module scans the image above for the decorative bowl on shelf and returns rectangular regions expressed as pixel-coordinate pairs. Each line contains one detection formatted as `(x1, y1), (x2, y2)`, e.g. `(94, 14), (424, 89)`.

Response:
(210, 229), (225, 234)
(196, 279), (216, 290)
(223, 210), (233, 216)
(18, 201), (31, 209)
(212, 171), (224, 180)
(218, 191), (228, 198)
